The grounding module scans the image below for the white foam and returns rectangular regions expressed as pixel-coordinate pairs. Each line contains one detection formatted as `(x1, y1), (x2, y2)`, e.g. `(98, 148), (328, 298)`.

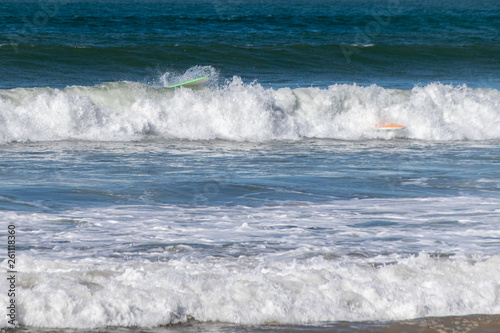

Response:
(1, 77), (500, 144)
(2, 196), (500, 328)
(0, 197), (500, 328)
(6, 197), (500, 262)
(1, 253), (500, 328)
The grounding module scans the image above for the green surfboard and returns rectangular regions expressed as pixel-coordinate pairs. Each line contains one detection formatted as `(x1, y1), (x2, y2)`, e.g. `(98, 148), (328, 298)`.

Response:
(167, 76), (209, 88)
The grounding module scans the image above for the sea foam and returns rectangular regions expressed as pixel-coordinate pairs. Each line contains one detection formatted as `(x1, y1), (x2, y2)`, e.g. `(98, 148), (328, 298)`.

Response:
(1, 253), (499, 328)
(1, 78), (500, 144)
(1, 197), (500, 328)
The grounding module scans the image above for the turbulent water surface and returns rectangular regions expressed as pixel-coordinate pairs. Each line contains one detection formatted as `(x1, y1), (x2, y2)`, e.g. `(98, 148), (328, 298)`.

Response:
(1, 0), (500, 331)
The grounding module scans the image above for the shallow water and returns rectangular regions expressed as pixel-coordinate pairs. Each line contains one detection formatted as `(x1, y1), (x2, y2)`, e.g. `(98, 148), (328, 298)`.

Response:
(2, 140), (500, 328)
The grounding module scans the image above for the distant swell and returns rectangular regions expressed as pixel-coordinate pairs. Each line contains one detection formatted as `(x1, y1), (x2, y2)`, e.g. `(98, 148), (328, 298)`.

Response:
(3, 43), (500, 66)
(1, 76), (500, 143)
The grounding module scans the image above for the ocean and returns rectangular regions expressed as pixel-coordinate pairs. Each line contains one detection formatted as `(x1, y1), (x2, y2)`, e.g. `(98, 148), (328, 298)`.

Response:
(1, 0), (500, 332)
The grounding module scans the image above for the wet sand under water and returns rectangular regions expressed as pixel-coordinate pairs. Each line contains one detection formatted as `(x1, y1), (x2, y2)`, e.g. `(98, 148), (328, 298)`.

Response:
(6, 314), (500, 333)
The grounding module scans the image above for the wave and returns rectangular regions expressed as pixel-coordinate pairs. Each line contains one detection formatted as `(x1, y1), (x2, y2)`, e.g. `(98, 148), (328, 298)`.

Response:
(2, 196), (500, 328)
(3, 43), (500, 86)
(1, 70), (500, 143)
(2, 252), (499, 328)
(4, 43), (499, 64)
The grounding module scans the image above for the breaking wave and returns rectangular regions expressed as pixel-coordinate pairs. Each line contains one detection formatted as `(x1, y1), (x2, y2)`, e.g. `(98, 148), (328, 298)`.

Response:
(1, 70), (500, 143)
(2, 252), (499, 328)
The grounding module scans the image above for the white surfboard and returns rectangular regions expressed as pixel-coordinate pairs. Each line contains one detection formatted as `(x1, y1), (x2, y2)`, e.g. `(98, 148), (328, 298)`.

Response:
(167, 76), (209, 88)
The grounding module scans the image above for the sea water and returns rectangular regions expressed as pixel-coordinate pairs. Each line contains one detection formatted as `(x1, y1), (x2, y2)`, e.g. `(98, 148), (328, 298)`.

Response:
(1, 0), (500, 331)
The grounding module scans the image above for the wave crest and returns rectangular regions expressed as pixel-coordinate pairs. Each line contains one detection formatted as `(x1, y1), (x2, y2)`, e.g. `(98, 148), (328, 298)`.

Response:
(1, 77), (500, 143)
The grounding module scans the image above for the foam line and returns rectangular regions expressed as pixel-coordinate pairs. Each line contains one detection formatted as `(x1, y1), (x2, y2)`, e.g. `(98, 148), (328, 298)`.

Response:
(1, 253), (499, 328)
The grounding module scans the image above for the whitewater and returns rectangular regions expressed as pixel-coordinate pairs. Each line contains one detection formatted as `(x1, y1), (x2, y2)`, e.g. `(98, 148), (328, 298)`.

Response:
(1, 75), (500, 144)
(2, 70), (500, 329)
(2, 198), (500, 328)
(1, 133), (500, 328)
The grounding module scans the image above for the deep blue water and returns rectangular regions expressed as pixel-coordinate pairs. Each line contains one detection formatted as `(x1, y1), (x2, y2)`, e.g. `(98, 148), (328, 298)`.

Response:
(1, 0), (499, 89)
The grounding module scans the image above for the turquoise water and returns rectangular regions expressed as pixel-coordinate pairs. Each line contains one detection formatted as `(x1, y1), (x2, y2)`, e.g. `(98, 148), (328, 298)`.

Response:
(1, 0), (500, 330)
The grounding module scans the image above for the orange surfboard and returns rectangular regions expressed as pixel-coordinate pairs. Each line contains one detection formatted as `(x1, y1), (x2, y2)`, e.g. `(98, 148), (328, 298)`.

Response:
(375, 123), (406, 130)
